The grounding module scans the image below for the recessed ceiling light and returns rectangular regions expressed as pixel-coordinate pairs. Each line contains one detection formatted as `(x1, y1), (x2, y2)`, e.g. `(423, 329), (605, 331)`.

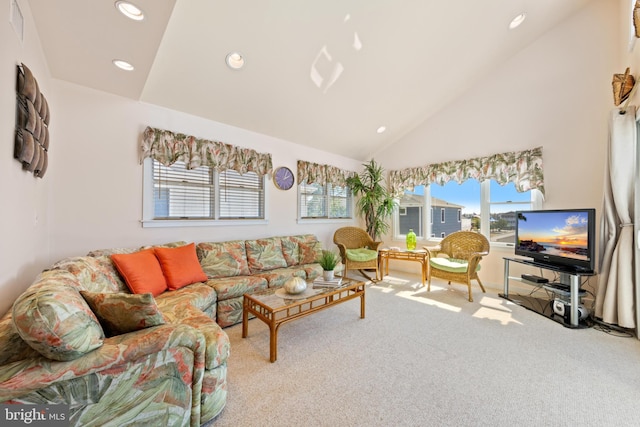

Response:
(113, 59), (134, 71)
(509, 13), (526, 30)
(115, 1), (144, 21)
(377, 126), (386, 134)
(226, 52), (245, 70)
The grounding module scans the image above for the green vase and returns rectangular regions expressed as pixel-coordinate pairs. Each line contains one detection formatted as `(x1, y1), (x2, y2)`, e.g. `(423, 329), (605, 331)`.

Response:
(406, 229), (416, 250)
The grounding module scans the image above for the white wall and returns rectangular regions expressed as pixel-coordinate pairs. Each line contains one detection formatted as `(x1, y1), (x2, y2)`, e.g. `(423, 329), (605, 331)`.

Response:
(620, 0), (640, 92)
(47, 80), (361, 262)
(0, 0), (52, 317)
(375, 0), (620, 293)
(0, 1), (361, 318)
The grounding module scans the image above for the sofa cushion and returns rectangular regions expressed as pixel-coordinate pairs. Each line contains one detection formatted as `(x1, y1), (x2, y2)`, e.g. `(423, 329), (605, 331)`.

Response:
(50, 255), (126, 293)
(80, 291), (166, 337)
(216, 296), (246, 328)
(86, 241), (188, 257)
(206, 276), (268, 301)
(155, 282), (218, 313)
(86, 247), (138, 257)
(253, 267), (307, 288)
(12, 270), (105, 361)
(140, 240), (188, 251)
(245, 237), (287, 273)
(280, 234), (321, 266)
(299, 263), (323, 281)
(158, 304), (230, 370)
(0, 311), (40, 366)
(111, 249), (168, 296)
(280, 236), (300, 266)
(154, 243), (207, 290)
(299, 238), (323, 264)
(197, 240), (250, 278)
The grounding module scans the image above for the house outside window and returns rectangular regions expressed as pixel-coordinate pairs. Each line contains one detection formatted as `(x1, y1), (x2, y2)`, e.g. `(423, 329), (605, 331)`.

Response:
(433, 198), (464, 238)
(397, 193), (423, 236)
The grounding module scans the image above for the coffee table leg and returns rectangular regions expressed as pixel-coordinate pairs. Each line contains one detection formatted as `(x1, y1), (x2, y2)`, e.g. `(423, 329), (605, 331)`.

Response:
(360, 290), (366, 318)
(270, 321), (278, 363)
(242, 300), (248, 338)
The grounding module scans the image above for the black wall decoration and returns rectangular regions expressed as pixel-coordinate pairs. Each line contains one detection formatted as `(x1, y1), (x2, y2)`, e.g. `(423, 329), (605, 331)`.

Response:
(15, 63), (49, 178)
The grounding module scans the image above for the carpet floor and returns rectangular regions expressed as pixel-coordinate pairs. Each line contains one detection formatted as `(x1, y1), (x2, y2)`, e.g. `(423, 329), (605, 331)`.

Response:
(207, 272), (640, 426)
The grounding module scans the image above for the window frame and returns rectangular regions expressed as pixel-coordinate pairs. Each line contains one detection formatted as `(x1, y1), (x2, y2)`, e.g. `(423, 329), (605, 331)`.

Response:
(141, 158), (269, 228)
(297, 180), (354, 223)
(393, 180), (543, 247)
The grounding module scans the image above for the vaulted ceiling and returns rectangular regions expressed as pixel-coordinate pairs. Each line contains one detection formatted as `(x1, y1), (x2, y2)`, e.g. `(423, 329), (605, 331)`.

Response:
(27, 0), (593, 160)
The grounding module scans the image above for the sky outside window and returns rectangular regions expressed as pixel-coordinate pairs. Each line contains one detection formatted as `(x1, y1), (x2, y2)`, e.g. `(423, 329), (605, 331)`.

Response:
(430, 180), (481, 214)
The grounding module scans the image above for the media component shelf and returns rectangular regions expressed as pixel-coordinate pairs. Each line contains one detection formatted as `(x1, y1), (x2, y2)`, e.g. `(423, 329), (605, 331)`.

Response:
(501, 257), (596, 327)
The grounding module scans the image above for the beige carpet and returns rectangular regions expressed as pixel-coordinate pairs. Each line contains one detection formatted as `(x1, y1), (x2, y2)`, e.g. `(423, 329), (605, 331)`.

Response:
(207, 272), (640, 426)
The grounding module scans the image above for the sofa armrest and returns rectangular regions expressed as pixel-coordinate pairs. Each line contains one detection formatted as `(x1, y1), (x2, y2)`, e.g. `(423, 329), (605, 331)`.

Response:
(0, 323), (206, 402)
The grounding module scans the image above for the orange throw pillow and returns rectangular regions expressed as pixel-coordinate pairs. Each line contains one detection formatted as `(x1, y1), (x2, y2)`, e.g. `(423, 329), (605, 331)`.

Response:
(111, 249), (167, 296)
(154, 243), (208, 290)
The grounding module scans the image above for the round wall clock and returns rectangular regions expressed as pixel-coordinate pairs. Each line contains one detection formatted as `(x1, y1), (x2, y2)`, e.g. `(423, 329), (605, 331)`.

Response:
(273, 166), (294, 190)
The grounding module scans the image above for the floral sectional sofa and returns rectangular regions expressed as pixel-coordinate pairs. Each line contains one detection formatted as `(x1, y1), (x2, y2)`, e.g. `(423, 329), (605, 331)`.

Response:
(0, 235), (323, 426)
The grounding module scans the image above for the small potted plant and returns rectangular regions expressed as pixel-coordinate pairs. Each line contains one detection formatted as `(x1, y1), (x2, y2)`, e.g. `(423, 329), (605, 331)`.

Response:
(319, 250), (340, 281)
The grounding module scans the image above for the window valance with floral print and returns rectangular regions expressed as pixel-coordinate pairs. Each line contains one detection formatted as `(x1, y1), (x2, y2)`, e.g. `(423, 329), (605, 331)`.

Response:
(297, 160), (354, 186)
(388, 146), (544, 197)
(141, 126), (273, 177)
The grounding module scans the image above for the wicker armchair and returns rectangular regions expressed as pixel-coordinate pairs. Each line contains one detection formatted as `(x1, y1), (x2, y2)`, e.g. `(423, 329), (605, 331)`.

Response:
(425, 231), (490, 302)
(333, 227), (382, 282)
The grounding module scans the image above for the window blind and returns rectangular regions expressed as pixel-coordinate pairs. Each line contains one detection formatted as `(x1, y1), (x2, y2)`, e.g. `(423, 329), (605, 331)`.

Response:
(298, 182), (352, 219)
(153, 160), (213, 219)
(152, 160), (264, 220)
(219, 169), (264, 219)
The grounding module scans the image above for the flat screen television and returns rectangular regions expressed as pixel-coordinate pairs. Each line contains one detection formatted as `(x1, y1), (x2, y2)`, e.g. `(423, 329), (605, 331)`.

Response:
(514, 208), (596, 274)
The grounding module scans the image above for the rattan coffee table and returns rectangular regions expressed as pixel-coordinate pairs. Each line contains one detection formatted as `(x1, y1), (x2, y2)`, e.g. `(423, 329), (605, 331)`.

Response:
(242, 277), (365, 362)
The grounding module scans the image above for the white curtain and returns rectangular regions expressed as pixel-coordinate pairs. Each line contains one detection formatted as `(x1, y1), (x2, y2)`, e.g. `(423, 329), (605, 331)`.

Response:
(595, 106), (637, 329)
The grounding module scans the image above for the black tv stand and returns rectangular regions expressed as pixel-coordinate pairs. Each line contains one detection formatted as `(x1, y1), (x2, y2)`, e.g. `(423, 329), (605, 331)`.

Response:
(501, 257), (596, 327)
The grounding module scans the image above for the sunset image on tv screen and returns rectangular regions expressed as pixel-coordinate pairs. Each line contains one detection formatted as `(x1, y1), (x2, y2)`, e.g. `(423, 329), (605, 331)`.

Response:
(516, 211), (589, 260)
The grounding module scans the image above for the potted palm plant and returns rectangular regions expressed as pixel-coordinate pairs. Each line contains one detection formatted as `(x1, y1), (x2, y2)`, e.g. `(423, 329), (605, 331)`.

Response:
(318, 250), (340, 281)
(347, 159), (397, 241)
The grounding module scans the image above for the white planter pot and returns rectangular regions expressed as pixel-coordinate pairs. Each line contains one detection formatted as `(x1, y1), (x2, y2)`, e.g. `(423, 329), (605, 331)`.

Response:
(323, 270), (335, 281)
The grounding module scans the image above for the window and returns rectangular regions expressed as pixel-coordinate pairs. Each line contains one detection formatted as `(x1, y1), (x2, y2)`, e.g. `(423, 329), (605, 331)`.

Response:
(298, 181), (352, 219)
(432, 179), (479, 237)
(396, 188), (424, 237)
(394, 179), (541, 245)
(152, 160), (212, 218)
(488, 181), (532, 244)
(144, 159), (265, 225)
(399, 207), (407, 216)
(218, 169), (264, 219)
